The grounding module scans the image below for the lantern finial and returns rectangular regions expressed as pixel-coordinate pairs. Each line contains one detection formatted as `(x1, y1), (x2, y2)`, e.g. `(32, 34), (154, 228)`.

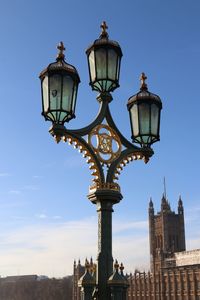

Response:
(100, 21), (109, 38)
(57, 41), (66, 61)
(140, 72), (148, 91)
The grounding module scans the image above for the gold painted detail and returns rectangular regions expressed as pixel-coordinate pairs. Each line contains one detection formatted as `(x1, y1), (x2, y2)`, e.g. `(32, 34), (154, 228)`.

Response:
(57, 41), (66, 61)
(89, 182), (120, 193)
(112, 153), (149, 182)
(140, 72), (148, 90)
(88, 124), (122, 165)
(100, 21), (109, 38)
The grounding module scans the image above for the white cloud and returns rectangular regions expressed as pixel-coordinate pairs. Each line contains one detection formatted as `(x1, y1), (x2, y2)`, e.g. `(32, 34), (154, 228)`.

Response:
(0, 217), (149, 277)
(33, 175), (43, 179)
(0, 216), (199, 278)
(53, 215), (62, 220)
(0, 172), (11, 177)
(8, 190), (21, 195)
(22, 185), (39, 191)
(113, 220), (148, 234)
(35, 214), (47, 219)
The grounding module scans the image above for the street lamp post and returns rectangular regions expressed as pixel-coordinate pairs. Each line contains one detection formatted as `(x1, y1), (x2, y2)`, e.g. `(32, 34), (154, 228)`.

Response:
(39, 22), (162, 300)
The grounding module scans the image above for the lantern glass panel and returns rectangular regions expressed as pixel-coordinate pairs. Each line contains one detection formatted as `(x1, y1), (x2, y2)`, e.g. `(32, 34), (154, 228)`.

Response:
(139, 103), (150, 134)
(49, 74), (62, 111)
(151, 103), (159, 135)
(72, 84), (77, 111)
(42, 76), (49, 112)
(96, 48), (107, 78)
(62, 75), (73, 111)
(142, 136), (149, 144)
(117, 55), (120, 78)
(108, 49), (117, 80)
(89, 50), (96, 81)
(130, 104), (139, 136)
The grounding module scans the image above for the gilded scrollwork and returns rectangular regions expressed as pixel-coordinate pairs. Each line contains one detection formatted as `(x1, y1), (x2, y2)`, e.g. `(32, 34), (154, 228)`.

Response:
(88, 124), (122, 165)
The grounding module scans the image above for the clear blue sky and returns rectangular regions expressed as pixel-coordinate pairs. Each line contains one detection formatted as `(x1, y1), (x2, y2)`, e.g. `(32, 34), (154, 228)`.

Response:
(0, 0), (200, 277)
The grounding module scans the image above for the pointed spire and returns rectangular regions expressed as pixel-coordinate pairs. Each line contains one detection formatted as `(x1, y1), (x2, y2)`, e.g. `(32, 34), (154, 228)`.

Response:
(149, 197), (154, 215)
(163, 177), (167, 199)
(178, 195), (183, 206)
(85, 258), (90, 270)
(89, 257), (94, 274)
(149, 197), (154, 208)
(161, 194), (171, 213)
(178, 195), (184, 214)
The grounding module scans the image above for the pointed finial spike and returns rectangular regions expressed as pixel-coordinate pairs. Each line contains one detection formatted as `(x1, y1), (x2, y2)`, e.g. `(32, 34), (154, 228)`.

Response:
(114, 259), (119, 271)
(149, 197), (154, 208)
(85, 259), (90, 271)
(178, 195), (183, 206)
(120, 263), (124, 274)
(140, 72), (148, 90)
(100, 21), (109, 38)
(57, 41), (66, 61)
(163, 177), (167, 199)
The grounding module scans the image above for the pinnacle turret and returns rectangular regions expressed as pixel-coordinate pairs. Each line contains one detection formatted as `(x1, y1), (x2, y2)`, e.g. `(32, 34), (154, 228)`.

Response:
(178, 195), (184, 214)
(149, 197), (154, 215)
(161, 194), (171, 213)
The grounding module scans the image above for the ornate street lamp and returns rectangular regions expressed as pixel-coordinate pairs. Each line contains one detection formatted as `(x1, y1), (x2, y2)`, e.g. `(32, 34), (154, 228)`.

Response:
(39, 22), (162, 300)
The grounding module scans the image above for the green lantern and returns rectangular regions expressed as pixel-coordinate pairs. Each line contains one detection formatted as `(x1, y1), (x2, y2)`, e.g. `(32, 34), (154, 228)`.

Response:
(39, 42), (80, 125)
(86, 22), (123, 94)
(127, 73), (162, 147)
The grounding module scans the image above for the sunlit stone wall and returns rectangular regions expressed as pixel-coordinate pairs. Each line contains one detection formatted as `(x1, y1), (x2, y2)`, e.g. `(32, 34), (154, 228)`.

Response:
(175, 249), (200, 266)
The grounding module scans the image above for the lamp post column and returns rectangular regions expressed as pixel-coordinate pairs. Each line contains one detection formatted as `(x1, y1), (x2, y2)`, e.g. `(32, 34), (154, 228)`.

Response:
(88, 189), (123, 300)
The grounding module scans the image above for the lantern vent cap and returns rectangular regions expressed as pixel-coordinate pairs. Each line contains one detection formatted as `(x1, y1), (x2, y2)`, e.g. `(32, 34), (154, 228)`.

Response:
(127, 73), (162, 109)
(86, 21), (123, 57)
(39, 42), (80, 83)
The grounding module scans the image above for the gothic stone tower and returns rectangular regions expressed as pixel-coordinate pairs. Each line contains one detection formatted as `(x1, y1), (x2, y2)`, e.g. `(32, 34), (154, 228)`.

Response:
(149, 195), (186, 273)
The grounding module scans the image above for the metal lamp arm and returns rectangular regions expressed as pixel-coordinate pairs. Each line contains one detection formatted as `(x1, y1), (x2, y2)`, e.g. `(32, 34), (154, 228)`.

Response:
(49, 92), (153, 191)
(67, 100), (108, 137)
(49, 127), (105, 185)
(105, 105), (140, 150)
(106, 147), (154, 184)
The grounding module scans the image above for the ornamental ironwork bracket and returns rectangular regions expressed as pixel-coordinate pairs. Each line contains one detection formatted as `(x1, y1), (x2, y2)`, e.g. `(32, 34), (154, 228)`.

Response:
(49, 93), (153, 193)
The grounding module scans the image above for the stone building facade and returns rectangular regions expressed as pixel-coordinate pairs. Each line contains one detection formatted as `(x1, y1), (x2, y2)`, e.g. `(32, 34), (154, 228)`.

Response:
(73, 195), (200, 299)
(127, 195), (200, 299)
(127, 266), (200, 299)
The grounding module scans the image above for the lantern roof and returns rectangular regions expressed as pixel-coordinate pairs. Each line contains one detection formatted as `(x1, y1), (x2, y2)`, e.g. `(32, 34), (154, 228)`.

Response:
(39, 42), (80, 82)
(127, 73), (162, 109)
(86, 21), (123, 56)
